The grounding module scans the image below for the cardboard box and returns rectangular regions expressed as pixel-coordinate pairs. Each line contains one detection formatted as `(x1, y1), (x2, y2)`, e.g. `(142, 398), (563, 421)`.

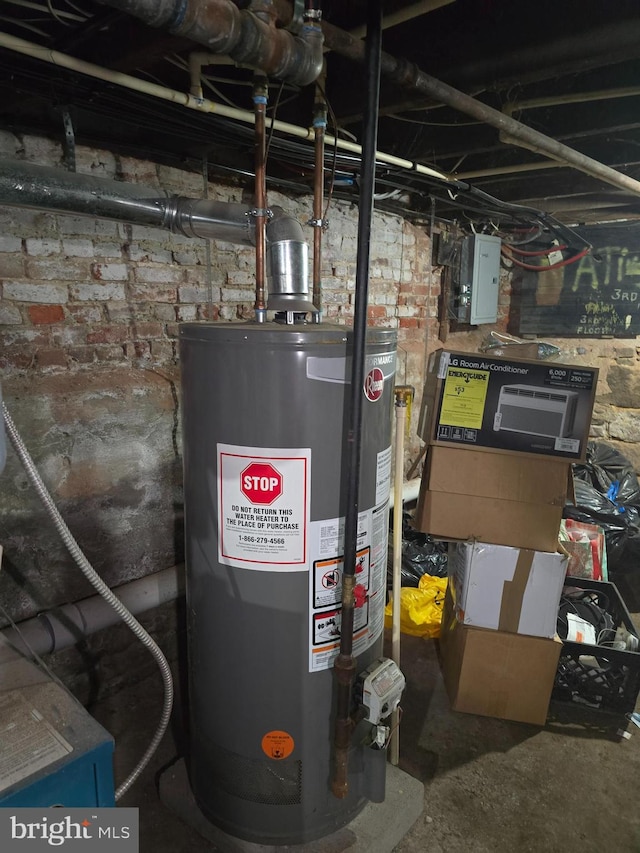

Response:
(419, 349), (598, 462)
(440, 587), (562, 725)
(414, 446), (571, 552)
(449, 541), (567, 638)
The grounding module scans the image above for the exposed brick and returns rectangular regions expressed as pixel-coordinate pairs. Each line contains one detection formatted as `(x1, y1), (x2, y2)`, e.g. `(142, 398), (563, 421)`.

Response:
(128, 245), (172, 264)
(69, 282), (126, 301)
(67, 304), (104, 324)
(91, 262), (129, 281)
(178, 284), (211, 303)
(173, 249), (202, 265)
(367, 305), (389, 321)
(68, 346), (97, 365)
(28, 304), (65, 325)
(399, 317), (419, 329)
(0, 303), (22, 324)
(226, 270), (255, 287)
(62, 238), (96, 258)
(106, 301), (152, 322)
(176, 304), (197, 321)
(94, 345), (128, 363)
(57, 216), (118, 237)
(128, 283), (177, 302)
(0, 236), (22, 253)
(220, 287), (255, 302)
(0, 255), (25, 278)
(153, 304), (177, 322)
(198, 304), (219, 321)
(1, 327), (49, 347)
(25, 238), (61, 257)
(0, 347), (35, 371)
(165, 323), (180, 338)
(36, 348), (68, 368)
(4, 281), (68, 303)
(26, 258), (90, 281)
(125, 340), (152, 361)
(150, 340), (175, 362)
(75, 148), (117, 178)
(0, 129), (20, 157)
(22, 135), (63, 163)
(132, 322), (164, 338)
(86, 326), (131, 345)
(134, 264), (183, 284)
(52, 326), (90, 347)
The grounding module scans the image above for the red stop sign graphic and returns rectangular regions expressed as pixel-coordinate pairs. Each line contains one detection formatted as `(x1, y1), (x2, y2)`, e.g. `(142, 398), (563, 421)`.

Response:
(240, 462), (283, 505)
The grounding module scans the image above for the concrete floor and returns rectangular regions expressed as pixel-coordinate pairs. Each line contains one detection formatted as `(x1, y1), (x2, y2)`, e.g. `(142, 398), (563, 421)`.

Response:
(89, 582), (640, 853)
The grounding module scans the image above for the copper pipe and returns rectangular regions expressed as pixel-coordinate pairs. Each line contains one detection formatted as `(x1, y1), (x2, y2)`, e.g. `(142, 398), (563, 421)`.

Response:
(311, 86), (327, 320)
(253, 74), (268, 322)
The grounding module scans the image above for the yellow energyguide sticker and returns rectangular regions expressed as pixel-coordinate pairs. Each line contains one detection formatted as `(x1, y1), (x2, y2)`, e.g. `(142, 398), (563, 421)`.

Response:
(439, 367), (490, 429)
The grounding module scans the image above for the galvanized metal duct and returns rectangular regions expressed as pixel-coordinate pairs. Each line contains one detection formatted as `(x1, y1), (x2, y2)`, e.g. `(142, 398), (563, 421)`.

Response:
(0, 158), (314, 312)
(97, 0), (324, 87)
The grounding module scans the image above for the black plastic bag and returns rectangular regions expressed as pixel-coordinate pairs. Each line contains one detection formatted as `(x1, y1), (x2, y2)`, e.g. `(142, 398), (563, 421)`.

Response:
(566, 442), (640, 575)
(573, 442), (640, 506)
(387, 512), (448, 588)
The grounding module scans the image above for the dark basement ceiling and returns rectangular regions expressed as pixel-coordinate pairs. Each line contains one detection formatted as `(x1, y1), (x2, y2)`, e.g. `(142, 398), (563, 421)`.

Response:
(2, 0), (640, 231)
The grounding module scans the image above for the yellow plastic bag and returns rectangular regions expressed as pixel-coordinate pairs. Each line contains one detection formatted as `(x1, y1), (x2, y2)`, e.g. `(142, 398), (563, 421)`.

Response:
(384, 575), (448, 638)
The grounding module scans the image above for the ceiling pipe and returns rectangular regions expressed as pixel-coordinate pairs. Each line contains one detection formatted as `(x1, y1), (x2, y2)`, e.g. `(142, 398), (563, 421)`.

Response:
(0, 32), (450, 184)
(315, 19), (640, 200)
(0, 158), (313, 314)
(96, 0), (324, 87)
(347, 0), (455, 40)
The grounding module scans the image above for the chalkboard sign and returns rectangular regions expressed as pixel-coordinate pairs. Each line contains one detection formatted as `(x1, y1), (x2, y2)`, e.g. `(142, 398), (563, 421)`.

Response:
(516, 222), (640, 338)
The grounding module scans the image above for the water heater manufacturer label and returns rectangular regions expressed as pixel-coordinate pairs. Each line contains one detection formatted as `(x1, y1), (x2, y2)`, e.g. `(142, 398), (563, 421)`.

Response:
(308, 500), (389, 672)
(218, 444), (310, 571)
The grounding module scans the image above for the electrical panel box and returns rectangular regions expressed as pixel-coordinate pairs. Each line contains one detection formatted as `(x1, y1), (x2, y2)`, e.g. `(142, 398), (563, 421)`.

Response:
(457, 233), (501, 325)
(0, 636), (115, 808)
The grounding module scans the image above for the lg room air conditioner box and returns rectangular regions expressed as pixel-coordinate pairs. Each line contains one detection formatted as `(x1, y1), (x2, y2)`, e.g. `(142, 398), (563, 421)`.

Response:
(494, 385), (579, 439)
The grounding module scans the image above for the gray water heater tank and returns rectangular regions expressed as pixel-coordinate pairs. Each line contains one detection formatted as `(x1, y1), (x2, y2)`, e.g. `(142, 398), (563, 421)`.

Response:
(180, 322), (397, 845)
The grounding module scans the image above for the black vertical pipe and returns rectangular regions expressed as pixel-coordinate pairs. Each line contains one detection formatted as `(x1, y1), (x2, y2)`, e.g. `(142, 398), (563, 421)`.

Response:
(332, 0), (383, 800)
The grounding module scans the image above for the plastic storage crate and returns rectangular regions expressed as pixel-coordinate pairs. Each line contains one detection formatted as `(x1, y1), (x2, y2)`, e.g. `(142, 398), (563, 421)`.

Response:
(553, 576), (640, 714)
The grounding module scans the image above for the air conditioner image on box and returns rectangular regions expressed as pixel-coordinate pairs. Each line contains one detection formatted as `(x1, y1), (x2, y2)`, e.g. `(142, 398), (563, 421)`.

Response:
(494, 385), (579, 438)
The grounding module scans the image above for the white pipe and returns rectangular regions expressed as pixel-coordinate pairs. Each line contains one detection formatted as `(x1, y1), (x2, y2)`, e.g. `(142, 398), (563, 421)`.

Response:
(1, 565), (183, 659)
(390, 400), (406, 767)
(389, 476), (421, 509)
(0, 32), (451, 184)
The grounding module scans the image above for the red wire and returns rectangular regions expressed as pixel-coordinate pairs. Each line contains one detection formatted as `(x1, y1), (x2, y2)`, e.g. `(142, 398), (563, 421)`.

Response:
(500, 246), (590, 271)
(506, 243), (568, 257)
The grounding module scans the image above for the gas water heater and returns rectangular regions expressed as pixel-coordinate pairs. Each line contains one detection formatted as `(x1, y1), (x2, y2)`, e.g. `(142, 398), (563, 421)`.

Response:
(180, 322), (397, 845)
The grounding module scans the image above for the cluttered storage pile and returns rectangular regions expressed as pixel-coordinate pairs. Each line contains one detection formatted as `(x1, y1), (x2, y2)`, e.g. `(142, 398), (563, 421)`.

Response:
(414, 347), (601, 725)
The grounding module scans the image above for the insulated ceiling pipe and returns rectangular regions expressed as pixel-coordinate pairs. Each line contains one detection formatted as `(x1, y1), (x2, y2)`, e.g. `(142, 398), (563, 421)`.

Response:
(0, 159), (313, 313)
(274, 5), (640, 200)
(97, 0), (324, 87)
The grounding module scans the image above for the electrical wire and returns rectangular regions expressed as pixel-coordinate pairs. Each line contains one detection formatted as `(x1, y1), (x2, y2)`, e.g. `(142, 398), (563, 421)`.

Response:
(506, 243), (568, 257)
(1, 402), (174, 801)
(501, 245), (590, 271)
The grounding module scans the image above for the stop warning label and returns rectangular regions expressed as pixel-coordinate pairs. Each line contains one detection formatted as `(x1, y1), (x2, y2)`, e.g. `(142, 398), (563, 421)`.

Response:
(218, 443), (311, 570)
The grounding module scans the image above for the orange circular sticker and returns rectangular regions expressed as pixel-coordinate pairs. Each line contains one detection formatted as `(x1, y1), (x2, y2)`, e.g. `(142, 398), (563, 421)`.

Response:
(261, 730), (295, 760)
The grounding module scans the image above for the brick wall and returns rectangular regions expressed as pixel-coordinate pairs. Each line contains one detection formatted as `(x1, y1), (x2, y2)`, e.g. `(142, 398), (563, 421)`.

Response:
(0, 133), (437, 627)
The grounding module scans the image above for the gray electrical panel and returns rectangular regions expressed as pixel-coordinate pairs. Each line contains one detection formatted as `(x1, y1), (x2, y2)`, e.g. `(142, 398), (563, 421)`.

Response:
(457, 233), (501, 325)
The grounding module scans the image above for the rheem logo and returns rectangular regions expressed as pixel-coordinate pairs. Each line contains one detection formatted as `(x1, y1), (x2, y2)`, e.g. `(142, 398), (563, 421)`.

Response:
(240, 462), (283, 505)
(364, 367), (384, 402)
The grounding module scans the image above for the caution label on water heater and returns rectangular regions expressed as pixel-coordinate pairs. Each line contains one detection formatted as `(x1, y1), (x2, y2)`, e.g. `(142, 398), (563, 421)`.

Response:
(218, 444), (310, 571)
